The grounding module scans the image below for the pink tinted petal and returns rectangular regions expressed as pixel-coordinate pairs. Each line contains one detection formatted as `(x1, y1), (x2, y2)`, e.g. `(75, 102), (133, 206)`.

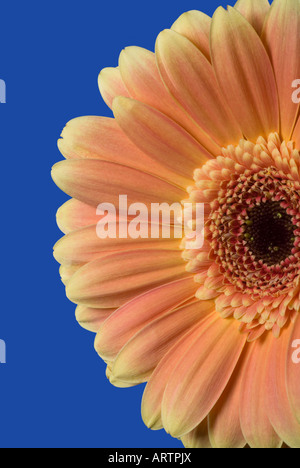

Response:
(113, 96), (212, 185)
(262, 0), (300, 140)
(156, 29), (242, 148)
(141, 316), (216, 430)
(211, 7), (279, 140)
(286, 315), (300, 425)
(75, 305), (115, 333)
(98, 67), (130, 109)
(266, 325), (300, 448)
(181, 419), (212, 448)
(171, 10), (211, 61)
(239, 335), (282, 448)
(66, 249), (187, 308)
(111, 300), (214, 384)
(51, 159), (186, 209)
(208, 349), (248, 448)
(95, 277), (197, 361)
(161, 317), (246, 438)
(235, 0), (270, 34)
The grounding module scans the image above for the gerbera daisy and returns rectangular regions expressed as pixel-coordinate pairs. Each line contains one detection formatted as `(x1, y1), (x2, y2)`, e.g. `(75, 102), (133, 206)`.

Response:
(52, 0), (300, 448)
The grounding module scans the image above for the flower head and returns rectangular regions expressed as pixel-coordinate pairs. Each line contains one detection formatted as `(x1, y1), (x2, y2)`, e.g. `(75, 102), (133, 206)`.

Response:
(52, 0), (300, 448)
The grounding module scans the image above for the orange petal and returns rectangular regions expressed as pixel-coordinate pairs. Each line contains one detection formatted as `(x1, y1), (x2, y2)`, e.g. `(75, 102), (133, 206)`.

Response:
(262, 0), (300, 140)
(286, 315), (300, 425)
(111, 300), (214, 384)
(113, 96), (212, 185)
(265, 325), (300, 448)
(51, 159), (186, 208)
(95, 277), (197, 361)
(208, 348), (248, 448)
(75, 305), (115, 333)
(66, 249), (187, 308)
(155, 29), (242, 148)
(171, 10), (211, 61)
(98, 67), (130, 109)
(211, 6), (279, 140)
(181, 419), (212, 448)
(234, 0), (270, 34)
(54, 225), (181, 265)
(239, 334), (282, 448)
(161, 317), (246, 437)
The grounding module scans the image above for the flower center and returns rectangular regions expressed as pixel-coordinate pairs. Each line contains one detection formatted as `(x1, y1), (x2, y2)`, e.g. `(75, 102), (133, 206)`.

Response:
(243, 201), (295, 266)
(183, 133), (300, 339)
(207, 167), (300, 297)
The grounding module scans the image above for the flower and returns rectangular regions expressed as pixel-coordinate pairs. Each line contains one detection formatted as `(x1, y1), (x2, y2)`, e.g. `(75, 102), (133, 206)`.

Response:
(52, 0), (300, 448)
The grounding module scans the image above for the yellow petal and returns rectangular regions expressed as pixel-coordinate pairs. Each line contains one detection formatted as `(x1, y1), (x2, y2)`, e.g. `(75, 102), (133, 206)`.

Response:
(171, 10), (211, 61)
(98, 67), (129, 109)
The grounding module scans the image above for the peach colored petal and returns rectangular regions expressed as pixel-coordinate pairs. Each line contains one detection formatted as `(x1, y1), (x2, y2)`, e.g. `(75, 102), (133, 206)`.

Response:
(58, 116), (191, 187)
(98, 67), (130, 109)
(51, 159), (186, 208)
(56, 199), (99, 234)
(75, 305), (115, 333)
(95, 277), (197, 362)
(155, 29), (242, 148)
(262, 0), (300, 140)
(211, 7), (279, 140)
(208, 349), (248, 448)
(265, 326), (300, 448)
(141, 316), (216, 431)
(113, 96), (212, 185)
(118, 46), (220, 156)
(171, 11), (211, 61)
(239, 335), (282, 448)
(54, 225), (181, 265)
(66, 249), (187, 308)
(161, 317), (246, 438)
(234, 0), (270, 34)
(58, 116), (147, 163)
(181, 419), (212, 448)
(111, 300), (214, 384)
(286, 315), (300, 425)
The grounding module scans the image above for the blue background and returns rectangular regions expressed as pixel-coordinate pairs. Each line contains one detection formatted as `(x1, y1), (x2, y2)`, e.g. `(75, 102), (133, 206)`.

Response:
(0, 0), (236, 448)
